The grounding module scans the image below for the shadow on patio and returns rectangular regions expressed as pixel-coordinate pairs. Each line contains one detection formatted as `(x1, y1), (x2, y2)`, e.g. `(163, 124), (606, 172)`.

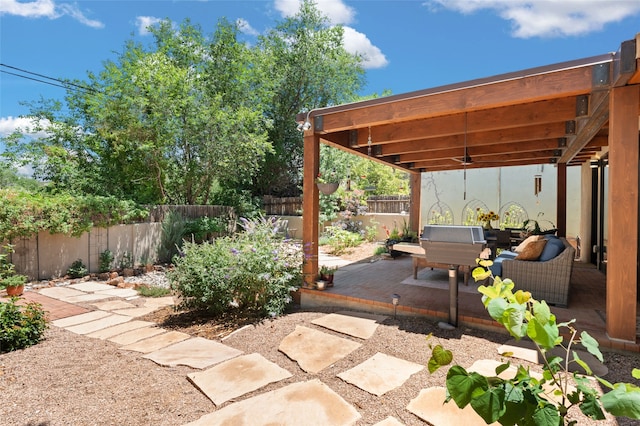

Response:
(299, 254), (640, 353)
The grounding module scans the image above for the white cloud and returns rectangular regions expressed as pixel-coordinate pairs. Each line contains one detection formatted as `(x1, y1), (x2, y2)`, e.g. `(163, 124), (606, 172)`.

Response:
(237, 18), (259, 36)
(0, 0), (104, 29)
(0, 116), (49, 138)
(426, 0), (640, 38)
(274, 0), (355, 25)
(342, 27), (388, 69)
(136, 16), (163, 36)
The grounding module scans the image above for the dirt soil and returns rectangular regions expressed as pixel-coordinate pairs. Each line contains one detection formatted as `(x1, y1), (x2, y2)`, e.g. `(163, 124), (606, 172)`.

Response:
(1, 241), (639, 426)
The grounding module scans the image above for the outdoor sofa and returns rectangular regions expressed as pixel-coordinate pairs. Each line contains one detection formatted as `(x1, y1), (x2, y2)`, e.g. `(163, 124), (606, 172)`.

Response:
(490, 236), (575, 307)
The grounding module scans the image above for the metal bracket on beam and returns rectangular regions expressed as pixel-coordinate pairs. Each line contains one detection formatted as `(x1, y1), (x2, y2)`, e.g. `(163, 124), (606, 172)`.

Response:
(557, 137), (567, 148)
(565, 120), (576, 135)
(613, 38), (637, 86)
(553, 149), (563, 157)
(576, 95), (589, 117)
(406, 162), (414, 169)
(348, 130), (359, 148)
(372, 145), (383, 157)
(392, 155), (401, 164)
(550, 158), (558, 164)
(313, 115), (323, 132)
(592, 63), (610, 88)
(419, 168), (427, 173)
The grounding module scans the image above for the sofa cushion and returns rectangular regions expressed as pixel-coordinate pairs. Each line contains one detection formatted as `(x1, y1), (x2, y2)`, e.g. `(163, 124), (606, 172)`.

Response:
(539, 236), (565, 261)
(515, 235), (542, 253)
(515, 239), (547, 260)
(489, 251), (518, 276)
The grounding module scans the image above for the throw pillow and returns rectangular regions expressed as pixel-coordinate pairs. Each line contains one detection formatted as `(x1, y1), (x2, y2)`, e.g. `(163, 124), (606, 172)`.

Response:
(515, 235), (542, 253)
(539, 237), (565, 261)
(515, 239), (547, 261)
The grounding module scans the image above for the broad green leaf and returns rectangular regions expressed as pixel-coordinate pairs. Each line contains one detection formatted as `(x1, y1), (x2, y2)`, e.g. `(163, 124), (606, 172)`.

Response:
(531, 403), (562, 426)
(596, 376), (615, 390)
(579, 392), (606, 420)
(600, 385), (640, 418)
(486, 296), (508, 322)
(470, 387), (506, 424)
(526, 316), (559, 349)
(478, 259), (493, 268)
(633, 368), (640, 379)
(428, 344), (453, 373)
(505, 303), (527, 339)
(532, 300), (551, 325)
(579, 331), (603, 362)
(446, 366), (489, 408)
(514, 290), (531, 305)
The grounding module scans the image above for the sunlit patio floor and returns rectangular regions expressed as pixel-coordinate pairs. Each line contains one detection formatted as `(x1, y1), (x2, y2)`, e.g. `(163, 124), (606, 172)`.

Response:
(300, 254), (640, 353)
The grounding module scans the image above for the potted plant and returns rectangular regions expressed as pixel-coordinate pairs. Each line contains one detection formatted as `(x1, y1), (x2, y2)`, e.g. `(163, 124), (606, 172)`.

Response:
(316, 171), (339, 195)
(522, 214), (557, 236)
(319, 265), (338, 286)
(0, 245), (27, 296)
(1, 274), (27, 296)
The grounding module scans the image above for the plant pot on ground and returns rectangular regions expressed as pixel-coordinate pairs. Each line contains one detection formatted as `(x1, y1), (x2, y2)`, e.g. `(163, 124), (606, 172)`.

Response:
(2, 274), (27, 297)
(319, 265), (338, 287)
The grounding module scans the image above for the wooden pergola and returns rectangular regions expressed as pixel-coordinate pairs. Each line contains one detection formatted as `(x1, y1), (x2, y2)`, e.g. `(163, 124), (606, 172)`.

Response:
(298, 33), (640, 342)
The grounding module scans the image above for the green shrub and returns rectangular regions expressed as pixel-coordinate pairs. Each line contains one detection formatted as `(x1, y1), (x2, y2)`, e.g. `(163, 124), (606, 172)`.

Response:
(67, 259), (88, 278)
(168, 215), (302, 317)
(0, 297), (48, 353)
(184, 216), (225, 243)
(99, 249), (114, 273)
(324, 226), (363, 255)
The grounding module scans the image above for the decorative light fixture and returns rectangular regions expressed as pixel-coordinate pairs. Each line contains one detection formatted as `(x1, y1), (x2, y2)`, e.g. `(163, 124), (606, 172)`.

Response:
(534, 174), (542, 197)
(367, 126), (372, 157)
(391, 293), (400, 318)
(296, 110), (312, 132)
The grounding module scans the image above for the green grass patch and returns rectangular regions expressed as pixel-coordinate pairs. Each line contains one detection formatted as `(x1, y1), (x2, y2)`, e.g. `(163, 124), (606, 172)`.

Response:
(137, 285), (171, 298)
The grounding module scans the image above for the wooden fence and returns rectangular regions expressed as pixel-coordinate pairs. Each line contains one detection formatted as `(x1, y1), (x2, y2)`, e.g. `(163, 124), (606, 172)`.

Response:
(261, 195), (410, 216)
(146, 205), (235, 222)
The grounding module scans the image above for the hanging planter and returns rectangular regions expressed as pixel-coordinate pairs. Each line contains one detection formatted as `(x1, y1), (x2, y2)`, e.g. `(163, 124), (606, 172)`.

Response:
(317, 182), (339, 195)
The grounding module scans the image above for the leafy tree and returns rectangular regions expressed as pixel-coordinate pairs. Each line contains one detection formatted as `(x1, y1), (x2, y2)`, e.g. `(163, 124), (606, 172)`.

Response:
(253, 0), (365, 196)
(3, 19), (272, 205)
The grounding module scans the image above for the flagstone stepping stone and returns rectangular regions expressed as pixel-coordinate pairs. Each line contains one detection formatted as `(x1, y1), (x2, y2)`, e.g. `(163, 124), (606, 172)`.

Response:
(95, 288), (139, 298)
(337, 352), (423, 396)
(407, 387), (499, 425)
(497, 339), (608, 376)
(52, 310), (111, 328)
(112, 307), (158, 317)
(187, 353), (292, 405)
(63, 294), (113, 303)
(86, 320), (156, 340)
(120, 330), (190, 353)
(39, 287), (86, 300)
(144, 337), (243, 369)
(311, 311), (388, 339)
(142, 296), (174, 308)
(183, 379), (361, 426)
(373, 417), (404, 426)
(279, 325), (361, 374)
(69, 281), (114, 292)
(65, 314), (131, 335)
(108, 326), (166, 345)
(90, 300), (137, 311)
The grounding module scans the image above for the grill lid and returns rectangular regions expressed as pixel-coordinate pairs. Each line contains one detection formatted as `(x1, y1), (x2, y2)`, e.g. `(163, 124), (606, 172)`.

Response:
(420, 225), (486, 244)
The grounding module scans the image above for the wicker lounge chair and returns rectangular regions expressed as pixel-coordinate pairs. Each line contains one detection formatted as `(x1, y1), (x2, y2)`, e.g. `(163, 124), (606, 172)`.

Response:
(501, 238), (575, 307)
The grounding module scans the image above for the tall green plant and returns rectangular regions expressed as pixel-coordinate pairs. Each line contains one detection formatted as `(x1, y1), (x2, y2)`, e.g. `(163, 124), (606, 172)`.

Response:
(428, 260), (640, 425)
(157, 210), (187, 263)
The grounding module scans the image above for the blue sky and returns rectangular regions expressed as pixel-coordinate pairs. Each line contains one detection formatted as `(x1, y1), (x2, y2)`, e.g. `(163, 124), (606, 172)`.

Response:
(1, 0), (639, 137)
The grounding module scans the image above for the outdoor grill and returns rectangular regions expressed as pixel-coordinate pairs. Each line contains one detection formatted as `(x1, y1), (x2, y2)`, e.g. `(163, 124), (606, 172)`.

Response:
(420, 225), (486, 327)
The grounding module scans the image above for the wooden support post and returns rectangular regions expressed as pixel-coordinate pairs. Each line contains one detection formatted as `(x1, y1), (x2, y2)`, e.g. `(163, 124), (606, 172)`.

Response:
(302, 130), (320, 287)
(606, 85), (639, 342)
(556, 163), (567, 238)
(410, 172), (421, 236)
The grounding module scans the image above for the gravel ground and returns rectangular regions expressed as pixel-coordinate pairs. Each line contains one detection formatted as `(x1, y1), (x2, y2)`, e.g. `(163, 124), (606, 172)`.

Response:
(1, 243), (639, 425)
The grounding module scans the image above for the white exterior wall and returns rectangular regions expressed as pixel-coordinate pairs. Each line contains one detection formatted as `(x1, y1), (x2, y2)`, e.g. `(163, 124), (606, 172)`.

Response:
(420, 165), (581, 237)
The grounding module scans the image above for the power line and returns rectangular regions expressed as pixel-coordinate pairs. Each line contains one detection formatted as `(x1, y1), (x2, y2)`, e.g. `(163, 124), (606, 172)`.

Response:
(0, 63), (100, 94)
